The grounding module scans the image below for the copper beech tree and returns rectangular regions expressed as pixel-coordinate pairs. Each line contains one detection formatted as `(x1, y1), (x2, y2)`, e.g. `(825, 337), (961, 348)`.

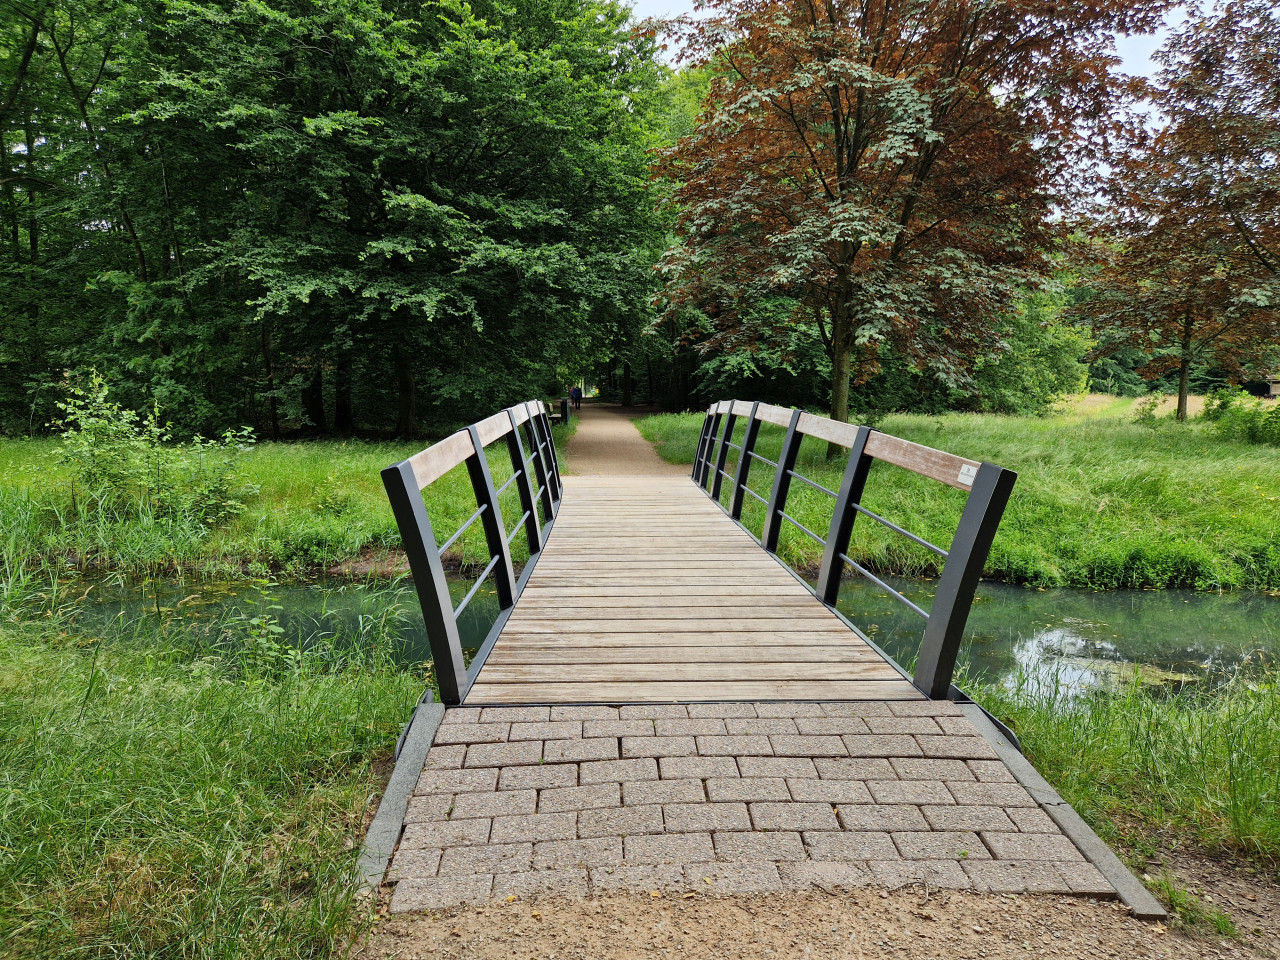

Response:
(1081, 0), (1280, 420)
(655, 0), (1168, 425)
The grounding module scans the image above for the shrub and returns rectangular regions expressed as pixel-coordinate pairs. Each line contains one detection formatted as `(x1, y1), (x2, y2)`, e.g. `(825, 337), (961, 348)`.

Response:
(1203, 388), (1280, 446)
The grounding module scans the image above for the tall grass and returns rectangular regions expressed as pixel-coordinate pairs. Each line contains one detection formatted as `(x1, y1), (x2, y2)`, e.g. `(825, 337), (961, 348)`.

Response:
(636, 402), (1280, 590)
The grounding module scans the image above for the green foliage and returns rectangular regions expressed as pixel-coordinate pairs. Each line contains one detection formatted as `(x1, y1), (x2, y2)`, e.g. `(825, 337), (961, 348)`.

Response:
(55, 375), (257, 526)
(1204, 390), (1280, 446)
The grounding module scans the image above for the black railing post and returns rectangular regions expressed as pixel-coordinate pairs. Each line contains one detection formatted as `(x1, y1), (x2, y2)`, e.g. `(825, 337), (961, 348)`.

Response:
(698, 407), (725, 489)
(761, 409), (803, 552)
(709, 409), (739, 502)
(380, 461), (469, 704)
(729, 403), (762, 520)
(506, 409), (542, 554)
(913, 462), (1017, 699)
(692, 409), (715, 482)
(532, 407), (562, 508)
(560, 397), (570, 424)
(466, 426), (517, 609)
(522, 411), (555, 526)
(541, 407), (563, 509)
(817, 426), (874, 605)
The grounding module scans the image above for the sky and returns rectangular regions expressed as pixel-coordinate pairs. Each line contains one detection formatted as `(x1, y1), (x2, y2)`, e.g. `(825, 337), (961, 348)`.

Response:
(624, 0), (1174, 80)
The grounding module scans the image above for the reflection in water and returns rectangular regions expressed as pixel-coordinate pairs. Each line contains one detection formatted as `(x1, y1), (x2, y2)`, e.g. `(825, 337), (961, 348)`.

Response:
(72, 574), (1278, 696)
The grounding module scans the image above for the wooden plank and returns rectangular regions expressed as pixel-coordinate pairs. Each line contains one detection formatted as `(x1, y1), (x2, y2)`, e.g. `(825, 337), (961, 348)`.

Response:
(485, 646), (884, 664)
(474, 408), (515, 447)
(497, 631), (868, 645)
(754, 403), (794, 428)
(464, 679), (923, 704)
(476, 661), (902, 683)
(865, 432), (980, 491)
(518, 585), (816, 599)
(498, 619), (858, 634)
(508, 605), (842, 620)
(405, 429), (475, 488)
(797, 411), (860, 448)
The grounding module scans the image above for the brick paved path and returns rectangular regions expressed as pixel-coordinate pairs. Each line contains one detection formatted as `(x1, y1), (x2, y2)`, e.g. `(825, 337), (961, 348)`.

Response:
(388, 700), (1114, 911)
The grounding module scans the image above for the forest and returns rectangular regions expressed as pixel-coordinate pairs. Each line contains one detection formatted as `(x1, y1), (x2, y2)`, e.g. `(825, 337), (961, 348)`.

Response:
(0, 0), (1276, 439)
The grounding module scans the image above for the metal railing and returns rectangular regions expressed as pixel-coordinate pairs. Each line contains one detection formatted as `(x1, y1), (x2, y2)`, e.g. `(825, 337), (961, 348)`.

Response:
(693, 400), (1017, 701)
(381, 400), (562, 704)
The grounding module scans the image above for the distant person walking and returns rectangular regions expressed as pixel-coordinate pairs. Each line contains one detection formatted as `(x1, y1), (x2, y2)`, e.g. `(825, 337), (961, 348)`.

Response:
(571, 385), (582, 410)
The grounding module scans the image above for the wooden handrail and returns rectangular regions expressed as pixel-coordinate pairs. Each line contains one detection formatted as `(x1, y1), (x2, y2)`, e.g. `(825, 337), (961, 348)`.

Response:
(692, 401), (1016, 701)
(382, 400), (562, 705)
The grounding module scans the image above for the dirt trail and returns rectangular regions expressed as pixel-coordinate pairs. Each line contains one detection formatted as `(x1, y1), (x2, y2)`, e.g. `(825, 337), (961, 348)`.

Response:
(563, 403), (683, 476)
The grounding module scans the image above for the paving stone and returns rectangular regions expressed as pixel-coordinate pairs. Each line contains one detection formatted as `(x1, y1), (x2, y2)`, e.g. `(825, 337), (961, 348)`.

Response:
(982, 832), (1084, 861)
(1006, 807), (1059, 833)
(770, 735), (847, 756)
(534, 837), (624, 871)
(581, 757), (658, 784)
(867, 859), (971, 889)
(590, 864), (685, 892)
(685, 861), (783, 893)
(841, 735), (922, 757)
(660, 756), (738, 779)
(624, 832), (714, 864)
(864, 716), (942, 734)
(404, 795), (452, 823)
(585, 719), (656, 738)
(620, 704), (688, 719)
(451, 789), (536, 820)
(498, 764), (578, 791)
(416, 767), (498, 796)
(921, 805), (1016, 832)
(578, 804), (664, 838)
(793, 718), (871, 736)
(835, 804), (928, 832)
(890, 758), (974, 781)
(492, 868), (588, 900)
(464, 740), (542, 768)
(891, 831), (989, 860)
(624, 778), (705, 805)
(542, 737), (618, 763)
(887, 701), (963, 717)
(749, 802), (839, 831)
(780, 861), (872, 890)
(490, 811), (577, 843)
(866, 780), (954, 805)
(551, 705), (619, 721)
(916, 736), (1000, 760)
(1058, 861), (1116, 896)
(697, 735), (773, 756)
(390, 875), (493, 911)
(434, 723), (509, 745)
(440, 707), (482, 724)
(936, 716), (982, 737)
(755, 702), (825, 718)
(655, 718), (728, 736)
(737, 757), (817, 779)
(713, 830), (806, 862)
(968, 759), (1017, 783)
(706, 777), (789, 802)
(814, 757), (896, 780)
(539, 782), (621, 814)
(623, 736), (696, 758)
(480, 706), (550, 723)
(947, 781), (1036, 806)
(723, 718), (798, 735)
(438, 842), (532, 876)
(508, 721), (580, 741)
(783, 775), (872, 803)
(387, 848), (441, 882)
(663, 802), (750, 833)
(687, 703), (757, 718)
(962, 860), (1074, 894)
(422, 744), (466, 769)
(820, 702), (890, 717)
(806, 831), (899, 861)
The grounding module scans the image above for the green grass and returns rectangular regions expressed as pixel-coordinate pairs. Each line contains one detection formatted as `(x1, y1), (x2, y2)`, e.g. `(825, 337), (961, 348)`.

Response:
(0, 596), (422, 958)
(0, 419), (574, 581)
(636, 397), (1280, 590)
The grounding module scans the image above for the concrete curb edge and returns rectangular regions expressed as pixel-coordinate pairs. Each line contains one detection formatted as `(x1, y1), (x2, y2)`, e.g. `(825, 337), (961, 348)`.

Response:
(959, 703), (1167, 921)
(357, 695), (445, 894)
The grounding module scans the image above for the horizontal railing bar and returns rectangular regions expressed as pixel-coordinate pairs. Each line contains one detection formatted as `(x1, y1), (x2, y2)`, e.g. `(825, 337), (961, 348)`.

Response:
(741, 486), (768, 505)
(453, 553), (501, 618)
(505, 509), (532, 544)
(851, 503), (949, 558)
(787, 469), (838, 498)
(722, 441), (742, 452)
(438, 503), (488, 555)
(747, 451), (778, 468)
(840, 553), (931, 620)
(778, 510), (826, 547)
(495, 468), (522, 497)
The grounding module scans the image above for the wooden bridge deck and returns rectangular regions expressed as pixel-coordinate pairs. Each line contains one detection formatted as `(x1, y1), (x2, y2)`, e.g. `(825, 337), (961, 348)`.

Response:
(465, 476), (922, 704)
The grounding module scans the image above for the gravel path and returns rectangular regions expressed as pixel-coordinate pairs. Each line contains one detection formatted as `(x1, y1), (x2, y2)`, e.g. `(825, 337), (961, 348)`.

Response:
(563, 404), (683, 476)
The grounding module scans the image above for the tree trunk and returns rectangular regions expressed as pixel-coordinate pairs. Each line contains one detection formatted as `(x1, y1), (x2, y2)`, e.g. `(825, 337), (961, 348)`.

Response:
(302, 366), (326, 434)
(394, 344), (417, 438)
(334, 353), (353, 434)
(622, 361), (633, 406)
(1176, 319), (1193, 422)
(827, 293), (854, 459)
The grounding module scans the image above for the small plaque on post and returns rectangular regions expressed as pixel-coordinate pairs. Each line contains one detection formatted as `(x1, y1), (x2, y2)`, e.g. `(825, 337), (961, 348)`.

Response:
(958, 463), (978, 486)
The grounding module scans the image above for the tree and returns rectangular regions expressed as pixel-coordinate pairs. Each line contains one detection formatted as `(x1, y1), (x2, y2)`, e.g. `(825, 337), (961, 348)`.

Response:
(1079, 0), (1280, 420)
(655, 0), (1166, 429)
